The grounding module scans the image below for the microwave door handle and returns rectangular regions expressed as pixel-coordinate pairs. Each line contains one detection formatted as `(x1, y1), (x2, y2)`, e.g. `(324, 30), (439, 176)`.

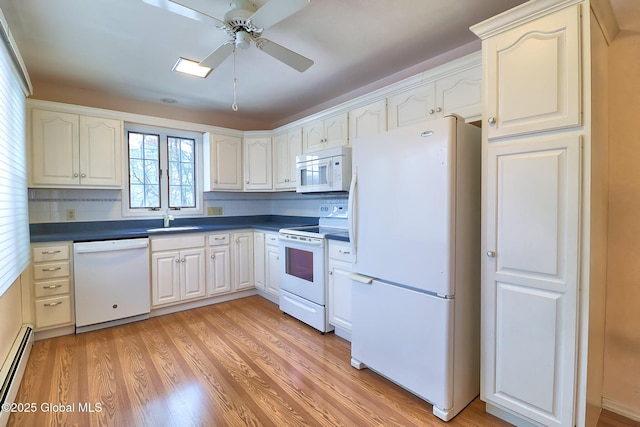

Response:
(325, 160), (332, 187)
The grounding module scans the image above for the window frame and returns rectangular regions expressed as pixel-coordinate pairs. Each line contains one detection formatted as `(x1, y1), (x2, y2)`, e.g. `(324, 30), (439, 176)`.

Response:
(122, 123), (204, 218)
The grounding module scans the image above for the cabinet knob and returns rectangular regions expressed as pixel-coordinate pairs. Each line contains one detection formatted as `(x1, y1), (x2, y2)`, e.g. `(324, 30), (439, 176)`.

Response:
(81, 173), (86, 178)
(428, 109), (435, 115)
(214, 179), (218, 184)
(246, 181), (249, 184)
(211, 254), (215, 259)
(73, 173), (79, 177)
(175, 259), (180, 263)
(181, 258), (186, 263)
(436, 107), (442, 113)
(486, 251), (496, 258)
(488, 117), (496, 126)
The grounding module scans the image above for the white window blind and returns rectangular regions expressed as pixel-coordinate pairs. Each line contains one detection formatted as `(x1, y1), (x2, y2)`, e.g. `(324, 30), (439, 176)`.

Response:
(0, 9), (32, 297)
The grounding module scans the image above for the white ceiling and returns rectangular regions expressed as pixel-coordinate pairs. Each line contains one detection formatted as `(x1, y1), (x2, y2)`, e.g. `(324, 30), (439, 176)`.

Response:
(5, 0), (620, 130)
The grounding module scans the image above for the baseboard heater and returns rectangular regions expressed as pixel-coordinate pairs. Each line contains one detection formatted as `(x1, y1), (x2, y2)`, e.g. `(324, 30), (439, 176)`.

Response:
(0, 325), (33, 427)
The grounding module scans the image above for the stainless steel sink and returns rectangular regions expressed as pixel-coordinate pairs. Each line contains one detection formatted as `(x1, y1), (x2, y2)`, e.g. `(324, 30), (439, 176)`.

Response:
(146, 226), (202, 233)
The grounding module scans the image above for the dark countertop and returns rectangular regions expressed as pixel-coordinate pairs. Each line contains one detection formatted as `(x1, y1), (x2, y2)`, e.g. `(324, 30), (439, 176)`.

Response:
(30, 215), (319, 243)
(324, 231), (350, 243)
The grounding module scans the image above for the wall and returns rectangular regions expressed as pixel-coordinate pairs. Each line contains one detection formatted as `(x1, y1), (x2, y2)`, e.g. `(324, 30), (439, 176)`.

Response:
(603, 27), (640, 418)
(0, 277), (23, 368)
(28, 189), (346, 223)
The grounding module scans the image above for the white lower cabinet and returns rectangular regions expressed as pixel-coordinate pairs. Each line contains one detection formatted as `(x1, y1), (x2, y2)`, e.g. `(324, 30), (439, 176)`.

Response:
(207, 233), (232, 296)
(327, 240), (355, 340)
(233, 231), (254, 290)
(28, 242), (75, 331)
(265, 233), (280, 298)
(253, 232), (266, 291)
(151, 234), (206, 307)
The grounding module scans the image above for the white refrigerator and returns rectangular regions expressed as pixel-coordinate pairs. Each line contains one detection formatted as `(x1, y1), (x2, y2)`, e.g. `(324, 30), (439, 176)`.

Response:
(348, 115), (481, 421)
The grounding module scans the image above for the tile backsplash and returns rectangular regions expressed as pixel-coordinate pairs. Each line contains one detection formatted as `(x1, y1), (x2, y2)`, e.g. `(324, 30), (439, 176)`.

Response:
(28, 189), (347, 223)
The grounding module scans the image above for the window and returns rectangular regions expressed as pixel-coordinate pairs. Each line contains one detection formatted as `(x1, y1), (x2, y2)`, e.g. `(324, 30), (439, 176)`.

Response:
(0, 10), (31, 296)
(124, 124), (202, 217)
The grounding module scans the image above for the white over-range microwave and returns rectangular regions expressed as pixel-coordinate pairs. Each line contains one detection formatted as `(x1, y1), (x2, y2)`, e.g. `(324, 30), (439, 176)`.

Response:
(296, 146), (352, 193)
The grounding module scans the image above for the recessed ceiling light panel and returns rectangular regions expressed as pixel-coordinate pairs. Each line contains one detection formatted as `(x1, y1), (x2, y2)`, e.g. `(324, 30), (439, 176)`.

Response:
(172, 57), (212, 78)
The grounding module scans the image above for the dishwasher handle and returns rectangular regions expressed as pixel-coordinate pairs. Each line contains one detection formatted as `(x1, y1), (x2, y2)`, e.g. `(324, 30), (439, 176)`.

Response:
(74, 239), (149, 254)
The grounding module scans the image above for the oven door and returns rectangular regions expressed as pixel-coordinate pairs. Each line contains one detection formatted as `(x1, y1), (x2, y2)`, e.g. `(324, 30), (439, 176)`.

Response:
(279, 237), (326, 305)
(296, 157), (333, 193)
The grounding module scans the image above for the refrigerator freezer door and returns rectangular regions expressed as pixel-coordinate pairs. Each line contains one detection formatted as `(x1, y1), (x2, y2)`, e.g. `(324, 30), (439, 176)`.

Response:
(352, 117), (456, 296)
(351, 279), (454, 411)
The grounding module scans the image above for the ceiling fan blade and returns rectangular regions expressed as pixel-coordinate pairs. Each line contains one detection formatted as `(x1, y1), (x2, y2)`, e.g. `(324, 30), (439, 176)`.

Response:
(199, 41), (235, 69)
(142, 0), (227, 27)
(255, 38), (313, 72)
(249, 0), (310, 30)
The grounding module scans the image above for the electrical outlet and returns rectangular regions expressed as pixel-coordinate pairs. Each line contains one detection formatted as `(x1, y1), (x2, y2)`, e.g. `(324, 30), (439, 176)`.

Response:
(208, 206), (223, 216)
(66, 209), (76, 220)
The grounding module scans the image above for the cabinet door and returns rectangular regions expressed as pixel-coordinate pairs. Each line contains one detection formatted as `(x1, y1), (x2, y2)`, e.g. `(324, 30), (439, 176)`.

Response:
(152, 251), (181, 306)
(302, 120), (324, 153)
(79, 116), (122, 186)
(435, 66), (482, 121)
(253, 232), (266, 290)
(324, 112), (349, 149)
(387, 83), (436, 130)
(483, 135), (580, 427)
(485, 5), (580, 139)
(207, 246), (232, 296)
(233, 232), (254, 290)
(210, 134), (243, 190)
(180, 248), (206, 300)
(328, 258), (353, 332)
(244, 137), (272, 190)
(31, 109), (79, 186)
(265, 245), (280, 298)
(349, 100), (387, 141)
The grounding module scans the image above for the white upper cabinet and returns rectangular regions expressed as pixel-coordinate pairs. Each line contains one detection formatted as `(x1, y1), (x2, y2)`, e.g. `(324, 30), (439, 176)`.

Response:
(30, 109), (122, 188)
(205, 133), (243, 191)
(435, 66), (482, 121)
(387, 64), (481, 129)
(273, 128), (302, 190)
(484, 5), (581, 139)
(349, 99), (387, 142)
(244, 137), (272, 191)
(302, 112), (349, 153)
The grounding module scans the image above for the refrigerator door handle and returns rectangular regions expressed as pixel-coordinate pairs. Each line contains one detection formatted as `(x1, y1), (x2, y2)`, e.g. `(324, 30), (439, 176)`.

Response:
(348, 168), (357, 251)
(349, 273), (373, 284)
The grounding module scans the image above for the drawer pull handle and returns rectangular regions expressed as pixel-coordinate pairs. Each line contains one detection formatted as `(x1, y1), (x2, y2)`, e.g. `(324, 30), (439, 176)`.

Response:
(339, 250), (351, 255)
(43, 284), (62, 289)
(43, 301), (63, 307)
(42, 267), (62, 272)
(214, 237), (226, 240)
(42, 250), (62, 255)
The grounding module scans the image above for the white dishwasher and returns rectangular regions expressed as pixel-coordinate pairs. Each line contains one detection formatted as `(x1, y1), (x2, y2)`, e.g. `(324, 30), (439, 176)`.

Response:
(74, 238), (150, 333)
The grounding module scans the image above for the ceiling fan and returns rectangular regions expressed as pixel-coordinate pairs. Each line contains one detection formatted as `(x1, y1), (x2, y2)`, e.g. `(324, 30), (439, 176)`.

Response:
(144, 0), (314, 72)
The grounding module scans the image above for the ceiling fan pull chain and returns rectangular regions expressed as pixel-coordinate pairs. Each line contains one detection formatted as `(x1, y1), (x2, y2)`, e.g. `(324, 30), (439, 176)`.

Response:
(232, 48), (239, 111)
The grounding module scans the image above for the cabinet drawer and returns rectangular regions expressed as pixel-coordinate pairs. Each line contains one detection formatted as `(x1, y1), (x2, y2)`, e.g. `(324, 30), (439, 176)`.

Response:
(34, 278), (71, 297)
(151, 234), (205, 252)
(265, 233), (279, 247)
(35, 295), (72, 328)
(329, 243), (355, 262)
(208, 233), (230, 246)
(32, 245), (70, 262)
(33, 261), (70, 280)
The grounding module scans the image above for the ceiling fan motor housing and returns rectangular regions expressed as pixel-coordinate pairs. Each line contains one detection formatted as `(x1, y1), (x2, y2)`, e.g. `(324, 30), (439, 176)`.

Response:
(224, 0), (262, 36)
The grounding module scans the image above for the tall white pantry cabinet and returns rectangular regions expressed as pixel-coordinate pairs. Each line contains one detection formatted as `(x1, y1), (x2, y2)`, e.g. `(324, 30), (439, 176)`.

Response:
(471, 1), (611, 426)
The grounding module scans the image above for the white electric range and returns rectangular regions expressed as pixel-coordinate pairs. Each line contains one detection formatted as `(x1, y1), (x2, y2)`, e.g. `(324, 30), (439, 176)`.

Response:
(278, 204), (348, 333)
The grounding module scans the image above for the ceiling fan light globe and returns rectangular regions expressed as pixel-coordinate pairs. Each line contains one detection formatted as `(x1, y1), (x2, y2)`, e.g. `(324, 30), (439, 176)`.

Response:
(235, 30), (252, 49)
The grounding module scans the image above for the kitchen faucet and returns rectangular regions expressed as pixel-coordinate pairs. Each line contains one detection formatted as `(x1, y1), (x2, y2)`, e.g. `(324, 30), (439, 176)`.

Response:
(163, 210), (174, 228)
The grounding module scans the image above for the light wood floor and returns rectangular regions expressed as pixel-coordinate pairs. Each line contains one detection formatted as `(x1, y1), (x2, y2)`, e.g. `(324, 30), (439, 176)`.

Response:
(8, 296), (637, 426)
